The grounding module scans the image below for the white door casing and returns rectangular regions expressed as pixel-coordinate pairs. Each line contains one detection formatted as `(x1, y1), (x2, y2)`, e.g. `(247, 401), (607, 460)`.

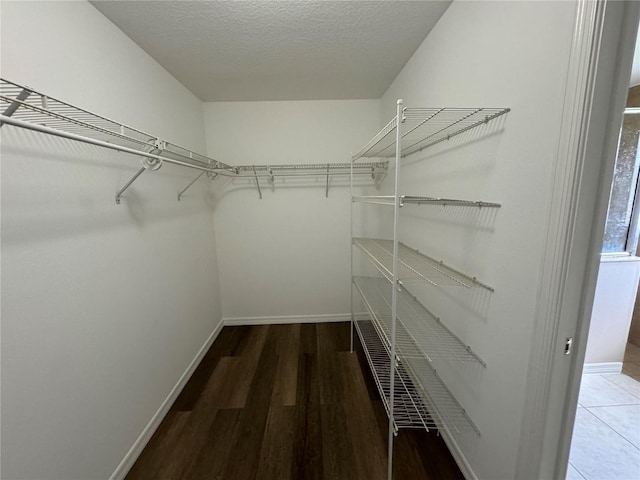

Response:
(516, 1), (640, 478)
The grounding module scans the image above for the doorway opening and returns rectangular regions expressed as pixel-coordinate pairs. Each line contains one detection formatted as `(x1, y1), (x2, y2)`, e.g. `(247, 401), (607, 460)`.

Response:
(567, 33), (640, 479)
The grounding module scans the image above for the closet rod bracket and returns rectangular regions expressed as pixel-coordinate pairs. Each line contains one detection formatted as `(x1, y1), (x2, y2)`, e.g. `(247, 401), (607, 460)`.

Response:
(115, 144), (166, 204)
(178, 170), (213, 201)
(253, 166), (262, 199)
(115, 167), (146, 204)
(0, 87), (31, 127)
(325, 164), (330, 198)
(178, 171), (205, 201)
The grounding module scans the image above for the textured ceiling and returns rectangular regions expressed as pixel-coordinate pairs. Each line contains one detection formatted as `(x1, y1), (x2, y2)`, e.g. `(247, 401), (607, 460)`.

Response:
(90, 1), (451, 101)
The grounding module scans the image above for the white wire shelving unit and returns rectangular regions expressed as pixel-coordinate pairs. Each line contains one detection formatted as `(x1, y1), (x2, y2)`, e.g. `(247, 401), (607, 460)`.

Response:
(350, 100), (508, 480)
(352, 106), (509, 160)
(353, 237), (494, 291)
(352, 195), (500, 208)
(0, 77), (387, 202)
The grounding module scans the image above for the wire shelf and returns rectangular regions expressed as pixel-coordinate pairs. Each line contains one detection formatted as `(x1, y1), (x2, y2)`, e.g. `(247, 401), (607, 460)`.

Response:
(0, 77), (232, 172)
(353, 195), (501, 208)
(354, 318), (436, 431)
(235, 162), (387, 178)
(1, 77), (390, 188)
(353, 276), (485, 367)
(353, 237), (493, 291)
(402, 354), (480, 435)
(353, 305), (479, 434)
(352, 107), (510, 161)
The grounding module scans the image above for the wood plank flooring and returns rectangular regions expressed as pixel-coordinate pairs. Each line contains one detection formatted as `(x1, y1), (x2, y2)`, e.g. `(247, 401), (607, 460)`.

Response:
(125, 322), (463, 480)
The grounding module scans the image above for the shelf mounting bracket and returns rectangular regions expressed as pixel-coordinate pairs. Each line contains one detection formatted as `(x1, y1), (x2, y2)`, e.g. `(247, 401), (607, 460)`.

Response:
(0, 87), (31, 127)
(115, 167), (146, 204)
(325, 164), (330, 198)
(177, 171), (206, 201)
(115, 140), (164, 204)
(253, 166), (262, 199)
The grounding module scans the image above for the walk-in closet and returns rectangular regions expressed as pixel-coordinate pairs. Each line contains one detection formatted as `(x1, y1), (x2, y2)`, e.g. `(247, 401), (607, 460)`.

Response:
(2, 2), (639, 480)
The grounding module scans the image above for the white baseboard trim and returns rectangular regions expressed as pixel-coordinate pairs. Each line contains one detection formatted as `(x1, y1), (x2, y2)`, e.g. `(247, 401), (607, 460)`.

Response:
(109, 319), (224, 480)
(440, 429), (478, 480)
(583, 362), (623, 374)
(223, 313), (351, 326)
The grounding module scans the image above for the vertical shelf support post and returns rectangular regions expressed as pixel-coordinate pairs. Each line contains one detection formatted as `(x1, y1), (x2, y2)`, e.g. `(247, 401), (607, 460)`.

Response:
(350, 159), (354, 353)
(387, 99), (404, 480)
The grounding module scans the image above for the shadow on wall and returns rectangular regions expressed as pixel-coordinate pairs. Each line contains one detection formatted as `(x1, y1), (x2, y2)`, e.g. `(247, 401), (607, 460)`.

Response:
(209, 173), (380, 202)
(400, 114), (509, 167)
(1, 130), (217, 246)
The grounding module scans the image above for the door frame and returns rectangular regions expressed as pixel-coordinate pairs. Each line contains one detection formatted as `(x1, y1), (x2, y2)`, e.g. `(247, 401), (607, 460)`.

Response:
(516, 1), (640, 478)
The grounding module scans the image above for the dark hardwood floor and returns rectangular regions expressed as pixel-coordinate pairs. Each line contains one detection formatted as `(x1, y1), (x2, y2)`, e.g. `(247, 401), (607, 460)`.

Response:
(125, 322), (463, 480)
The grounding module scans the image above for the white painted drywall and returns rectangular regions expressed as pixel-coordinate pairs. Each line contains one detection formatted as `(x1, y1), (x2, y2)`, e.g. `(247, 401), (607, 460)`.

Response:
(1, 2), (222, 479)
(585, 256), (640, 364)
(203, 100), (380, 322)
(378, 2), (577, 478)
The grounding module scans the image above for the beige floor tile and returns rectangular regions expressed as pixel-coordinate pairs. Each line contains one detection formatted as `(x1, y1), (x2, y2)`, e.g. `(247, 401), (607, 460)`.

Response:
(579, 375), (640, 407)
(602, 373), (640, 398)
(569, 408), (640, 480)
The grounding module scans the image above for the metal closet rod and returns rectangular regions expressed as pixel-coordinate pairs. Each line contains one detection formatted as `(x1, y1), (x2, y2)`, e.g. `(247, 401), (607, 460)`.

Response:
(0, 115), (222, 174)
(1, 115), (384, 177)
(1, 77), (388, 202)
(0, 114), (387, 202)
(235, 163), (386, 177)
(0, 81), (233, 172)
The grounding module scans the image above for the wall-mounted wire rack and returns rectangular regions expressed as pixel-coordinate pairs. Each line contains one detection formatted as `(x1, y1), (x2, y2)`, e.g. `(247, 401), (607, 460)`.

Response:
(0, 77), (387, 202)
(353, 276), (485, 367)
(353, 195), (500, 208)
(352, 106), (510, 160)
(354, 318), (435, 430)
(352, 278), (480, 435)
(353, 237), (493, 291)
(350, 100), (507, 479)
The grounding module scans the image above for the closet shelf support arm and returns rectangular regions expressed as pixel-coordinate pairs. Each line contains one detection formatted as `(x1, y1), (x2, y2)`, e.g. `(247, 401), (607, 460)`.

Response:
(325, 164), (330, 198)
(115, 144), (164, 204)
(115, 167), (146, 204)
(177, 171), (207, 201)
(0, 88), (31, 127)
(253, 166), (262, 199)
(0, 115), (225, 175)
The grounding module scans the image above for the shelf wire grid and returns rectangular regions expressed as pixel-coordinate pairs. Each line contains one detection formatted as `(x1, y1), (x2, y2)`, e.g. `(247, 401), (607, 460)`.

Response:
(354, 318), (436, 431)
(352, 195), (501, 208)
(1, 78), (389, 181)
(353, 276), (485, 367)
(235, 162), (387, 177)
(353, 281), (479, 434)
(352, 107), (510, 160)
(0, 78), (230, 171)
(353, 237), (493, 291)
(402, 355), (480, 435)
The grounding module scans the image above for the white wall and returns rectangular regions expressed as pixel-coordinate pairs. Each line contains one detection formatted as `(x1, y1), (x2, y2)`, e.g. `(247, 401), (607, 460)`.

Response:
(585, 256), (640, 365)
(203, 100), (379, 322)
(378, 2), (577, 479)
(1, 2), (222, 479)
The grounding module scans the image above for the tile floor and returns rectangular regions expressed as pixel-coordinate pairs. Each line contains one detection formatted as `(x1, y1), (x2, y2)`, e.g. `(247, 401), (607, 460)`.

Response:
(568, 343), (640, 480)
